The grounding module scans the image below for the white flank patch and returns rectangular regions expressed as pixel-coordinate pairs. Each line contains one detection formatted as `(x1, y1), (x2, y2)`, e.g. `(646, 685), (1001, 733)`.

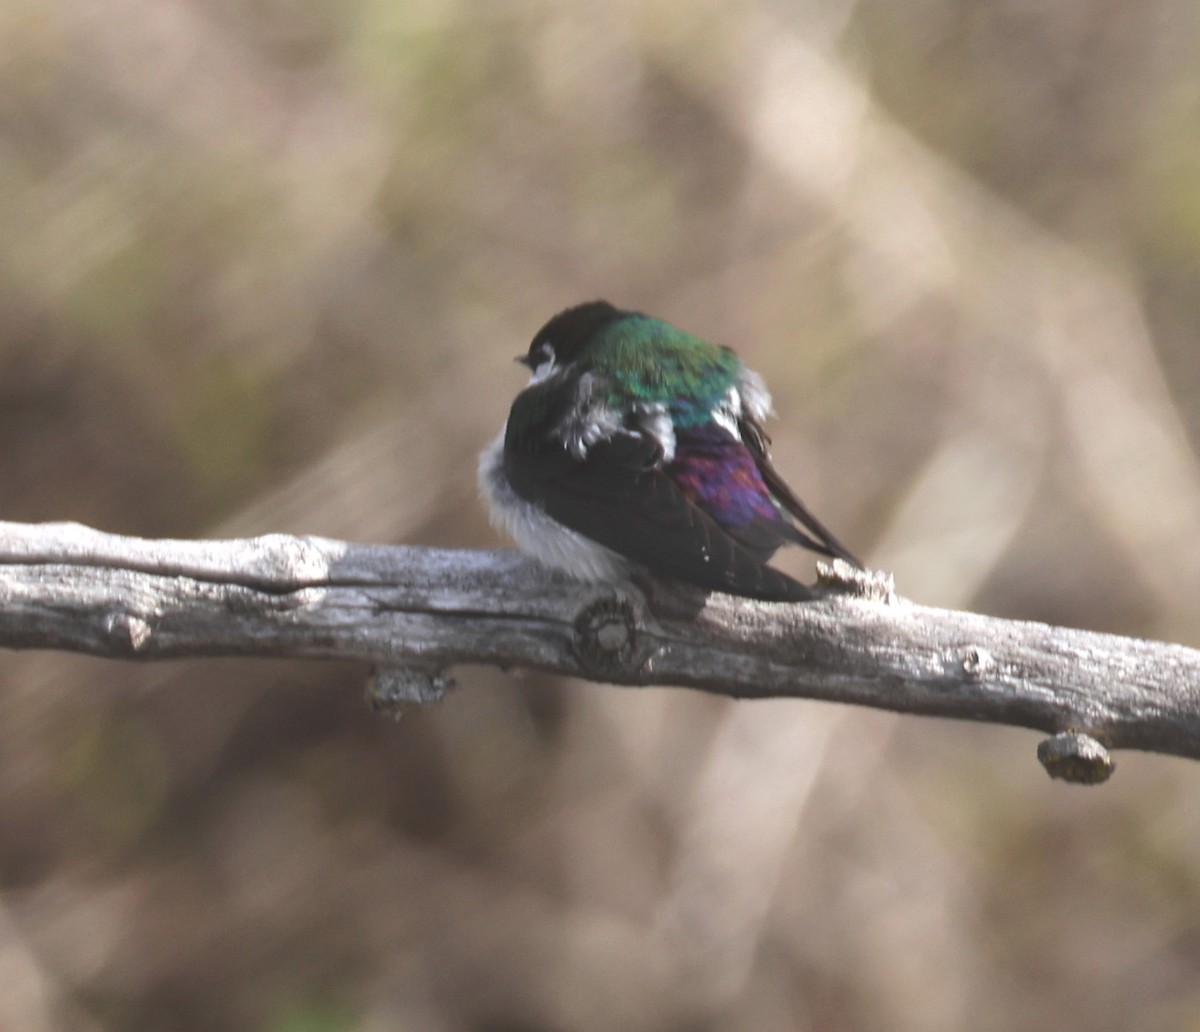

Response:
(738, 366), (774, 421)
(635, 402), (676, 463)
(711, 384), (744, 439)
(556, 373), (624, 460)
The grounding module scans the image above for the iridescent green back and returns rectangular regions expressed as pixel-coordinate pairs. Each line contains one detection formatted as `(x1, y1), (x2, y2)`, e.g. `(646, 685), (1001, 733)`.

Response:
(588, 315), (740, 428)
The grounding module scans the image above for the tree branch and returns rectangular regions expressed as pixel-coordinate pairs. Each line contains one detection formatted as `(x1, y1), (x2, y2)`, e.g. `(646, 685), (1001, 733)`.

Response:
(2, 520), (1198, 781)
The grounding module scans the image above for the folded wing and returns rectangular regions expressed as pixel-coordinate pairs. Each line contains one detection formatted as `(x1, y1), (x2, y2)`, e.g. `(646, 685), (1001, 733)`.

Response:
(504, 429), (815, 601)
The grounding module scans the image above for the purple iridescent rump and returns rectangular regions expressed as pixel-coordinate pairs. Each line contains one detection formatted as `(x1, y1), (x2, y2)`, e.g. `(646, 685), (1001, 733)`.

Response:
(668, 424), (785, 533)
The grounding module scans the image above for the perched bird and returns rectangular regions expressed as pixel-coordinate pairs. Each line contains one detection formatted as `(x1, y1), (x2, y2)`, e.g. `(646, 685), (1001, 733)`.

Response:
(479, 301), (860, 601)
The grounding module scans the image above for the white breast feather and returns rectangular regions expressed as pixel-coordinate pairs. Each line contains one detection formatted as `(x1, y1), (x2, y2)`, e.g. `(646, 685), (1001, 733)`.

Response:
(477, 431), (628, 581)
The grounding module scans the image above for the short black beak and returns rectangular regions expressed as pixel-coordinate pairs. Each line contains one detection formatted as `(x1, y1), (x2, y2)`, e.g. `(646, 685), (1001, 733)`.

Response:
(514, 354), (533, 367)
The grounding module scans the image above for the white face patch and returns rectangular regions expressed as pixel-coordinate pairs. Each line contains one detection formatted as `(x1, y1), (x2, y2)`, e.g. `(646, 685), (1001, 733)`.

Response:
(527, 343), (558, 385)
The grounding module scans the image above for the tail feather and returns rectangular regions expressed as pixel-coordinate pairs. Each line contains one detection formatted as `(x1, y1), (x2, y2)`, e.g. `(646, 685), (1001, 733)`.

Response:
(741, 416), (863, 569)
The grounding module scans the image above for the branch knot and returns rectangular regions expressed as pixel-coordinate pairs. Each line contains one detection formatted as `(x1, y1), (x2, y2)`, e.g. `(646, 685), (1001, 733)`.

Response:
(960, 646), (995, 680)
(573, 597), (639, 679)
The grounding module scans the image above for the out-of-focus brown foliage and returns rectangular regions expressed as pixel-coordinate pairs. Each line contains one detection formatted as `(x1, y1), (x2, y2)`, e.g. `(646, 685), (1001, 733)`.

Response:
(2, 0), (1199, 1029)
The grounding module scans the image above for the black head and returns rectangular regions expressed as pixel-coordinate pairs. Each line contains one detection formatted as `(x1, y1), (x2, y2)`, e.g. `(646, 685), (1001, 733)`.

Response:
(518, 300), (628, 374)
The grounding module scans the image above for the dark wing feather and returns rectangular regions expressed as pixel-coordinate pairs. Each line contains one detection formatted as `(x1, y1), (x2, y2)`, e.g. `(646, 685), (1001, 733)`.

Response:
(740, 414), (863, 569)
(504, 431), (815, 601)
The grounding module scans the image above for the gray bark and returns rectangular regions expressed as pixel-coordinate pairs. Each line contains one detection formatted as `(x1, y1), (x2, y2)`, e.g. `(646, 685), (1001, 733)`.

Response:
(2, 520), (1198, 781)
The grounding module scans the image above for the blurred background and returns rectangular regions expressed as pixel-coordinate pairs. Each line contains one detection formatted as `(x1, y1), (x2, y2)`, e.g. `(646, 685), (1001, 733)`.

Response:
(2, 0), (1200, 1028)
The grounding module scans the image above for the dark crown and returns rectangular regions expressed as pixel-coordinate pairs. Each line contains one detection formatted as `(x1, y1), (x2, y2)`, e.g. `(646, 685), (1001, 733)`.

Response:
(523, 300), (628, 366)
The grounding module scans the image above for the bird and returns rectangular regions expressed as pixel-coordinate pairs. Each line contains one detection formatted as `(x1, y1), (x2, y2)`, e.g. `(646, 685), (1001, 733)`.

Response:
(478, 301), (861, 601)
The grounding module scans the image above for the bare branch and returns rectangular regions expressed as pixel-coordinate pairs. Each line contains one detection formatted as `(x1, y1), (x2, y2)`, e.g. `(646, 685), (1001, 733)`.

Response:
(2, 520), (1198, 779)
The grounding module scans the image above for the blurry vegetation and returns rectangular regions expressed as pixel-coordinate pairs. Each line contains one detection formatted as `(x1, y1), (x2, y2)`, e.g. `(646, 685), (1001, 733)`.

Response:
(1, 0), (1200, 1029)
